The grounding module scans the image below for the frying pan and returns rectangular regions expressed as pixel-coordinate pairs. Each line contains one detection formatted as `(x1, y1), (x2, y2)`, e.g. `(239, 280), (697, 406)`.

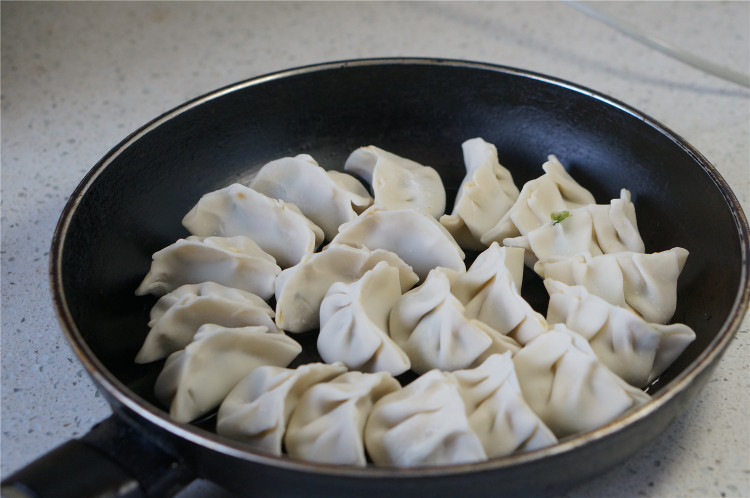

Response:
(3, 58), (749, 498)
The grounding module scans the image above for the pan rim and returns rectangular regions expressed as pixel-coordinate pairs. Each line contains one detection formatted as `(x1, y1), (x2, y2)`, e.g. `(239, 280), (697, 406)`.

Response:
(49, 56), (750, 478)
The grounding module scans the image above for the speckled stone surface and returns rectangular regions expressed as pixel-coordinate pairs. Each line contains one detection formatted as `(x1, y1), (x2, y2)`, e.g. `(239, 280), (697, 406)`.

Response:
(1, 2), (748, 497)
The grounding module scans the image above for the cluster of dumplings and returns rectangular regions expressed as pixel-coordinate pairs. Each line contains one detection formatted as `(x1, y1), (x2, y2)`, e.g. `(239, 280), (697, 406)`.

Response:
(134, 138), (696, 467)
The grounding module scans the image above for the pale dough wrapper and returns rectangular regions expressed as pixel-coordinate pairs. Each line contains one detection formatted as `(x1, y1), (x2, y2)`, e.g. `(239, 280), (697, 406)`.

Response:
(154, 324), (302, 423)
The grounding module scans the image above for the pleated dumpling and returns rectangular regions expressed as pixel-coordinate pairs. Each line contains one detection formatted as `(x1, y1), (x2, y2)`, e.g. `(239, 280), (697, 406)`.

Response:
(329, 206), (465, 280)
(181, 183), (324, 268)
(452, 353), (558, 458)
(344, 145), (446, 218)
(284, 371), (400, 466)
(318, 262), (410, 375)
(274, 244), (419, 333)
(451, 243), (547, 345)
(534, 247), (689, 324)
(544, 279), (696, 387)
(216, 362), (347, 455)
(249, 154), (372, 240)
(389, 268), (521, 374)
(480, 155), (596, 246)
(135, 282), (281, 364)
(365, 369), (487, 467)
(503, 189), (645, 266)
(134, 235), (280, 300)
(440, 138), (520, 250)
(513, 325), (651, 437)
(154, 324), (302, 423)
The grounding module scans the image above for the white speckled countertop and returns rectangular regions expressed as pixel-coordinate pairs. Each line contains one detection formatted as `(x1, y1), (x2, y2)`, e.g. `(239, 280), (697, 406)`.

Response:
(2, 2), (748, 497)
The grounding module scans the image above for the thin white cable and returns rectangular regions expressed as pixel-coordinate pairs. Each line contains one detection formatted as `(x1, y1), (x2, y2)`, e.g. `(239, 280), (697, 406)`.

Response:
(564, 0), (750, 89)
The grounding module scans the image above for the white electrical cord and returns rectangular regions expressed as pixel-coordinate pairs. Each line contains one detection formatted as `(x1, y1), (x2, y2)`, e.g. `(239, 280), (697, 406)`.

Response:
(564, 0), (750, 89)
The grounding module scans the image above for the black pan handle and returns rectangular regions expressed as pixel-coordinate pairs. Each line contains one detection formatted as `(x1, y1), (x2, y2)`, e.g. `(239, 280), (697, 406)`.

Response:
(1, 414), (196, 498)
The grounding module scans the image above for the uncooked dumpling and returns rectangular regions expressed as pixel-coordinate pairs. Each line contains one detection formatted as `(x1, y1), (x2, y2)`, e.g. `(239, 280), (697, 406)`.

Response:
(544, 279), (696, 386)
(275, 244), (419, 333)
(249, 154), (372, 240)
(480, 155), (596, 245)
(365, 369), (487, 467)
(329, 206), (465, 280)
(285, 371), (400, 466)
(440, 138), (520, 250)
(135, 235), (280, 300)
(344, 145), (446, 218)
(450, 243), (546, 345)
(389, 268), (521, 374)
(452, 353), (558, 458)
(534, 247), (689, 324)
(136, 282), (281, 363)
(503, 189), (645, 266)
(216, 362), (347, 455)
(513, 325), (651, 437)
(154, 324), (302, 423)
(181, 183), (324, 268)
(318, 262), (410, 375)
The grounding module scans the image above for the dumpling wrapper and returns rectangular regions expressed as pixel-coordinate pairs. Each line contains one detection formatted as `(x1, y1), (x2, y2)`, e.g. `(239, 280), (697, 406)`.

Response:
(390, 267), (521, 374)
(154, 324), (302, 423)
(275, 244), (419, 333)
(135, 235), (280, 300)
(285, 371), (400, 466)
(216, 362), (347, 455)
(513, 325), (651, 437)
(451, 243), (547, 345)
(544, 279), (696, 387)
(534, 247), (689, 324)
(329, 206), (465, 281)
(452, 353), (558, 458)
(480, 155), (596, 245)
(181, 183), (324, 268)
(249, 154), (372, 240)
(366, 354), (558, 468)
(318, 261), (410, 375)
(136, 282), (281, 364)
(365, 369), (487, 467)
(344, 145), (446, 218)
(503, 189), (645, 267)
(440, 138), (520, 251)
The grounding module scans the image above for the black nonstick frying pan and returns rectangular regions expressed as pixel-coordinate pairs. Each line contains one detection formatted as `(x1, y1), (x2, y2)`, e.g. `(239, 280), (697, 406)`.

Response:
(4, 58), (749, 498)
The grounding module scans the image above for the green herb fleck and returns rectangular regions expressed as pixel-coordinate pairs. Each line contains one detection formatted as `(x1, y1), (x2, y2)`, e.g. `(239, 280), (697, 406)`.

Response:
(551, 210), (570, 225)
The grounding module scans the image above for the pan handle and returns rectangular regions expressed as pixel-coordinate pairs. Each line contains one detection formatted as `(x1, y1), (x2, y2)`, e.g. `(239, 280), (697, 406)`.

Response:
(1, 414), (196, 498)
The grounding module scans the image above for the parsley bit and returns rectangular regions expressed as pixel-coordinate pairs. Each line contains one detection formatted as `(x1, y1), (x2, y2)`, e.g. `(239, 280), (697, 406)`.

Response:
(551, 210), (570, 225)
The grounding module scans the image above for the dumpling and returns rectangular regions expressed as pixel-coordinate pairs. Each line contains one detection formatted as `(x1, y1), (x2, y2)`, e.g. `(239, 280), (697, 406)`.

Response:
(452, 353), (558, 458)
(135, 282), (281, 364)
(318, 262), (411, 375)
(181, 183), (324, 268)
(344, 145), (446, 218)
(365, 369), (487, 467)
(544, 279), (696, 386)
(450, 243), (547, 345)
(389, 268), (521, 374)
(216, 362), (347, 455)
(480, 155), (596, 246)
(513, 325), (651, 437)
(329, 206), (465, 280)
(439, 138), (520, 250)
(503, 189), (645, 266)
(275, 244), (419, 333)
(248, 154), (372, 240)
(284, 371), (400, 466)
(134, 235), (280, 300)
(534, 247), (689, 324)
(154, 324), (302, 423)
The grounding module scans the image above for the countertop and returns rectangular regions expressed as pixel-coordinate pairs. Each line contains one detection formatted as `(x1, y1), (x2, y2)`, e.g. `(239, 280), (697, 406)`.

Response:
(1, 2), (748, 497)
